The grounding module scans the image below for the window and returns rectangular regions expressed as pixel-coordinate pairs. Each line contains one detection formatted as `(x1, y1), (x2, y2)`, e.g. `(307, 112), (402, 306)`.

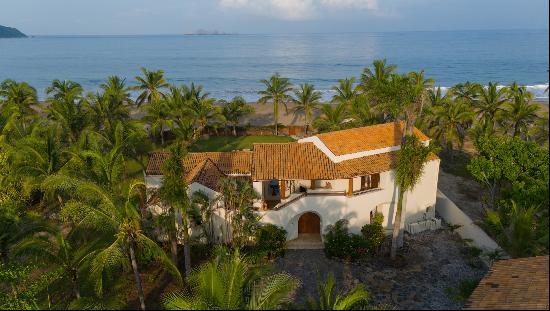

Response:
(361, 173), (380, 190)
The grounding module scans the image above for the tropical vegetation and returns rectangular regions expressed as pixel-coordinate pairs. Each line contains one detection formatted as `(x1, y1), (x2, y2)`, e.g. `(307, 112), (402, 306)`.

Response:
(0, 59), (548, 309)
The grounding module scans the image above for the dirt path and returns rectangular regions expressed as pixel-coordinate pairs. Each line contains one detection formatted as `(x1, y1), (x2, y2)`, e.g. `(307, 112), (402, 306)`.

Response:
(437, 170), (486, 223)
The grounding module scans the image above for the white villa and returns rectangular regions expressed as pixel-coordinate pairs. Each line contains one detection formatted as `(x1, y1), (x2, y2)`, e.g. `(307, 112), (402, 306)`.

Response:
(145, 122), (441, 244)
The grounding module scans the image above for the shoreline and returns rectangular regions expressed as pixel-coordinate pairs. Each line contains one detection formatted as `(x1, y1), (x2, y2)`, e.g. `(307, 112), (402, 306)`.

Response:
(36, 98), (550, 128)
(242, 99), (549, 126)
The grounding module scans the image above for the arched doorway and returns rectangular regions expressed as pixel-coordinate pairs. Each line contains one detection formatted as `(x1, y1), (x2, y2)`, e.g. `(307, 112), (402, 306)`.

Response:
(287, 212), (323, 249)
(298, 212), (321, 235)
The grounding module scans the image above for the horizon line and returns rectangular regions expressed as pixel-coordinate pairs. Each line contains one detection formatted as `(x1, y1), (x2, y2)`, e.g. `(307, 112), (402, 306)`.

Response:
(22, 27), (549, 37)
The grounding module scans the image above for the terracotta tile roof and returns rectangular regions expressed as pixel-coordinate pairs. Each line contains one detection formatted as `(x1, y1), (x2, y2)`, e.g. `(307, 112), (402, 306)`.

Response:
(315, 122), (429, 156)
(148, 144), (439, 183)
(338, 152), (439, 178)
(252, 143), (439, 180)
(185, 159), (226, 191)
(146, 152), (171, 175)
(146, 151), (253, 176)
(465, 255), (549, 310)
(182, 151), (252, 175)
(252, 143), (340, 180)
(338, 152), (398, 177)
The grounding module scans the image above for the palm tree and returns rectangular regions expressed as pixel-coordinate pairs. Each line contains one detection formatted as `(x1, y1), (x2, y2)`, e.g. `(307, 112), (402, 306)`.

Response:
(221, 96), (254, 136)
(374, 73), (414, 123)
(217, 178), (259, 248)
(11, 223), (97, 300)
(101, 76), (133, 107)
(528, 112), (549, 146)
(427, 87), (448, 108)
(348, 94), (375, 127)
(61, 129), (126, 191)
(485, 201), (540, 258)
(46, 80), (89, 143)
(0, 79), (38, 137)
(430, 101), (474, 157)
(0, 79), (38, 112)
(190, 191), (217, 244)
(158, 144), (192, 276)
(143, 99), (171, 145)
(291, 83), (321, 135)
(449, 82), (479, 104)
(85, 91), (130, 137)
(187, 96), (222, 139)
(500, 91), (540, 138)
(473, 82), (508, 131)
(406, 70), (434, 134)
(163, 248), (300, 310)
(7, 124), (67, 203)
(43, 177), (181, 310)
(360, 59), (396, 94)
(359, 60), (397, 120)
(258, 73), (293, 135)
(163, 86), (195, 147)
(331, 78), (359, 106)
(308, 273), (371, 310)
(391, 136), (437, 259)
(134, 67), (169, 107)
(183, 82), (209, 103)
(313, 103), (350, 133)
(46, 79), (83, 102)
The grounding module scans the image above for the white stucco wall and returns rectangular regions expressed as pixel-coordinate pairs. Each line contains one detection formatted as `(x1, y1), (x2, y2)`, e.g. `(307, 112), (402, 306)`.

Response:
(258, 159), (440, 241)
(145, 158), (441, 243)
(145, 175), (163, 189)
(436, 190), (502, 252)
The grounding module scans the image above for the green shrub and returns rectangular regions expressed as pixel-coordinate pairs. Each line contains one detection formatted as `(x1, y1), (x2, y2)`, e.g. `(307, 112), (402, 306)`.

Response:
(254, 224), (287, 260)
(324, 219), (369, 260)
(445, 278), (480, 303)
(361, 212), (385, 253)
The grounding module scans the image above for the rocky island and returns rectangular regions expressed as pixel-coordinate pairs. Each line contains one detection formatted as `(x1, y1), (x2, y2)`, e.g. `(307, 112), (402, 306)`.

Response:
(0, 25), (27, 38)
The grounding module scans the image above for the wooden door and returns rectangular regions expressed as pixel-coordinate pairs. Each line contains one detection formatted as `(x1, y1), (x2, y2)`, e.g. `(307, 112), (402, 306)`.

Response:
(298, 212), (321, 234)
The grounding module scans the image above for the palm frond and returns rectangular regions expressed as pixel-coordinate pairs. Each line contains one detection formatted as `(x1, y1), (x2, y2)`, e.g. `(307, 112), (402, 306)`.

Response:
(248, 272), (300, 310)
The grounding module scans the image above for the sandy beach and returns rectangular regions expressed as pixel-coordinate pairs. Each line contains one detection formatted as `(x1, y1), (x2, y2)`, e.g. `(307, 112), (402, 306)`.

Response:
(242, 99), (549, 127)
(44, 97), (550, 128)
(240, 102), (319, 127)
(535, 98), (549, 111)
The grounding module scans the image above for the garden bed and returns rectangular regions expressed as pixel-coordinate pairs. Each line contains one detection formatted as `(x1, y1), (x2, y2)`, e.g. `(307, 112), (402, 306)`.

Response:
(274, 227), (488, 309)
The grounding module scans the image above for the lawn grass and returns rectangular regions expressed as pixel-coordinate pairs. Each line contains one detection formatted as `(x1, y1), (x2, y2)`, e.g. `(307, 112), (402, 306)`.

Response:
(189, 135), (295, 152)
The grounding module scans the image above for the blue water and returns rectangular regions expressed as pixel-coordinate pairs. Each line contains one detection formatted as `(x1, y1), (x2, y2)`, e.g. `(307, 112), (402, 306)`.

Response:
(0, 30), (548, 100)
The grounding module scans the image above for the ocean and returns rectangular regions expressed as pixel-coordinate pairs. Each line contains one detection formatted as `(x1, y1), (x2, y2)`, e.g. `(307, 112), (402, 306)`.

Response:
(0, 30), (548, 101)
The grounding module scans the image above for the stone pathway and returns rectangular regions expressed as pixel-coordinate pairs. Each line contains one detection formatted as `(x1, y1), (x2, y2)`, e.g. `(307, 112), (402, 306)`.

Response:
(286, 233), (324, 250)
(275, 229), (488, 309)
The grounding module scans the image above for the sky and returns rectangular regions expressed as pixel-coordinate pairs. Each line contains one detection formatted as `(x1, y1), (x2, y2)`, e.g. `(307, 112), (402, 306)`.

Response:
(1, 0), (548, 35)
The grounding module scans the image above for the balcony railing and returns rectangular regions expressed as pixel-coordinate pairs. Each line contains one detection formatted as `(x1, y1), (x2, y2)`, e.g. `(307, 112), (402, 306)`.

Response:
(352, 187), (382, 196)
(258, 187), (382, 211)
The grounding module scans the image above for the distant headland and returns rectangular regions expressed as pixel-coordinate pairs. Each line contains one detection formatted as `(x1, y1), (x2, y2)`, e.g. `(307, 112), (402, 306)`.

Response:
(184, 29), (234, 35)
(0, 25), (27, 38)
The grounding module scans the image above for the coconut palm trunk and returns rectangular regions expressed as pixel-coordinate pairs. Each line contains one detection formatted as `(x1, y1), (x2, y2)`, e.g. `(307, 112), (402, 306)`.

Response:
(71, 270), (81, 299)
(170, 229), (178, 265)
(129, 243), (146, 310)
(175, 208), (192, 277)
(391, 188), (405, 259)
(182, 225), (192, 277)
(160, 124), (165, 145)
(274, 99), (279, 135)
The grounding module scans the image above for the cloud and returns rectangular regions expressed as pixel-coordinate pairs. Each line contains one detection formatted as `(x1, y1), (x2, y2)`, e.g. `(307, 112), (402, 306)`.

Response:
(218, 0), (378, 20)
(321, 0), (378, 10)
